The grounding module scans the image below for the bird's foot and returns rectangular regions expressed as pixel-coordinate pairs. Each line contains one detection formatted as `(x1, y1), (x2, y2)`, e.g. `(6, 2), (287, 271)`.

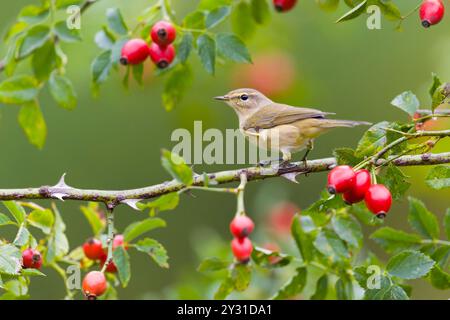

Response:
(279, 160), (296, 169)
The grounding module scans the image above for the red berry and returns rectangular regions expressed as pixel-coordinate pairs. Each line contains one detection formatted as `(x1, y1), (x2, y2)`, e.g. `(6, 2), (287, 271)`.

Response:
(82, 271), (107, 299)
(420, 0), (445, 28)
(151, 21), (176, 46)
(364, 184), (392, 219)
(83, 238), (104, 260)
(273, 0), (297, 12)
(100, 253), (117, 273)
(120, 39), (149, 65)
(231, 237), (253, 262)
(342, 169), (371, 204)
(230, 215), (255, 239)
(327, 165), (356, 194)
(22, 248), (42, 269)
(148, 43), (175, 69)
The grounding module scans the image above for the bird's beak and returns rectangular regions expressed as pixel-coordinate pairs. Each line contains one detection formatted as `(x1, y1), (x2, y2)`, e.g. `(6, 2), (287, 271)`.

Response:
(214, 95), (230, 101)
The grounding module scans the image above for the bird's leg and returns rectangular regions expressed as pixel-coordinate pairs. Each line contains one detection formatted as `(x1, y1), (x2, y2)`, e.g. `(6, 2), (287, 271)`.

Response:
(301, 140), (314, 174)
(279, 151), (295, 168)
(257, 158), (283, 167)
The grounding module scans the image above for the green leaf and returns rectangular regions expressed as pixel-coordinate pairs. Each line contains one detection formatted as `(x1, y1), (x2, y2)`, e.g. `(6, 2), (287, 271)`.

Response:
(429, 73), (444, 111)
(350, 203), (384, 226)
(231, 263), (251, 291)
(313, 229), (350, 263)
(429, 72), (442, 98)
(135, 238), (169, 268)
(370, 227), (422, 253)
(425, 165), (450, 190)
(13, 224), (31, 246)
(21, 268), (46, 277)
(377, 0), (402, 20)
(80, 203), (105, 236)
(91, 50), (112, 84)
(335, 277), (354, 300)
(429, 265), (450, 290)
(355, 121), (388, 158)
(44, 205), (69, 264)
(216, 33), (252, 63)
(332, 214), (363, 248)
(431, 245), (449, 268)
(382, 285), (409, 300)
(197, 257), (229, 272)
(0, 244), (22, 275)
(106, 8), (128, 35)
(336, 0), (367, 22)
(0, 76), (39, 105)
(231, 1), (256, 40)
(161, 149), (193, 185)
(445, 209), (450, 240)
(198, 0), (233, 10)
(214, 277), (234, 300)
(138, 193), (180, 215)
(251, 246), (293, 268)
(197, 34), (216, 75)
(113, 246), (131, 287)
(18, 5), (50, 24)
(183, 11), (206, 29)
(251, 0), (271, 24)
(316, 0), (339, 12)
(272, 267), (307, 299)
(177, 32), (193, 63)
(162, 63), (193, 111)
(408, 197), (440, 239)
(311, 274), (328, 300)
(387, 250), (435, 280)
(391, 91), (420, 116)
(32, 40), (57, 82)
(3, 201), (26, 224)
(27, 209), (54, 234)
(123, 218), (166, 242)
(94, 27), (116, 50)
(291, 214), (315, 262)
(132, 64), (144, 85)
(49, 72), (77, 110)
(18, 100), (47, 149)
(18, 25), (51, 58)
(206, 6), (231, 28)
(0, 213), (14, 227)
(54, 21), (81, 42)
(333, 147), (363, 166)
(379, 165), (411, 200)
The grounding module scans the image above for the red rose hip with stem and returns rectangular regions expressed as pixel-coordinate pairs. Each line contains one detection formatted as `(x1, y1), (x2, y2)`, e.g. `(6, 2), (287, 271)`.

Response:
(420, 0), (445, 28)
(22, 248), (42, 269)
(83, 238), (103, 260)
(231, 237), (253, 262)
(82, 271), (107, 299)
(100, 252), (117, 273)
(327, 165), (356, 194)
(230, 215), (255, 239)
(273, 0), (297, 12)
(365, 184), (392, 218)
(120, 39), (150, 65)
(149, 43), (175, 69)
(151, 20), (176, 46)
(343, 169), (371, 204)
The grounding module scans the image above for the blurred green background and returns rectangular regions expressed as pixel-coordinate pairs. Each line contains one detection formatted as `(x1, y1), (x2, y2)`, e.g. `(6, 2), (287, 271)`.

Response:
(0, 0), (449, 299)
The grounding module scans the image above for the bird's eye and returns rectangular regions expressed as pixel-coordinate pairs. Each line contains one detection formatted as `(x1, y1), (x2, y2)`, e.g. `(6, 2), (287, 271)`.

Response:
(240, 94), (249, 101)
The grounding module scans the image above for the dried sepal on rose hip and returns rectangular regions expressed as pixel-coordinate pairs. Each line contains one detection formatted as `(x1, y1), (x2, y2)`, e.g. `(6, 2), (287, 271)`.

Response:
(151, 20), (176, 46)
(230, 214), (255, 239)
(364, 184), (392, 219)
(231, 237), (253, 263)
(327, 165), (356, 194)
(22, 248), (42, 269)
(120, 39), (150, 65)
(420, 0), (445, 28)
(342, 169), (371, 204)
(82, 271), (107, 299)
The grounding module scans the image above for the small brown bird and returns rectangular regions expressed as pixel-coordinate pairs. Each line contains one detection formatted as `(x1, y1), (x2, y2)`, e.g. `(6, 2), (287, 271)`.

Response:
(214, 88), (370, 165)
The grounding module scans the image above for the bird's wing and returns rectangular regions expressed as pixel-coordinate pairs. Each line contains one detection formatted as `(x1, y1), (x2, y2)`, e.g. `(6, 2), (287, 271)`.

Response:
(243, 103), (334, 130)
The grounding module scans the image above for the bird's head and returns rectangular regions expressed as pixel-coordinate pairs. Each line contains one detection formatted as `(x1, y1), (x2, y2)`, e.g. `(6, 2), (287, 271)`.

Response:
(214, 88), (272, 118)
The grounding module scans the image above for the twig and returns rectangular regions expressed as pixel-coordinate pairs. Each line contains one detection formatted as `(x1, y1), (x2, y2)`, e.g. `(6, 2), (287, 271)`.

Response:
(0, 152), (448, 208)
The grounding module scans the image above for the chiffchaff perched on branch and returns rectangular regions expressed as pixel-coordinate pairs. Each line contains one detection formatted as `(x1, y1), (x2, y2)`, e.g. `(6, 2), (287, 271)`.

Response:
(214, 88), (371, 165)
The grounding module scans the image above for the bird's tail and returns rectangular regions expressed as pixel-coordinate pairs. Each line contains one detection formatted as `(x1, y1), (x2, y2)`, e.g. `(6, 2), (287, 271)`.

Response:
(318, 119), (372, 128)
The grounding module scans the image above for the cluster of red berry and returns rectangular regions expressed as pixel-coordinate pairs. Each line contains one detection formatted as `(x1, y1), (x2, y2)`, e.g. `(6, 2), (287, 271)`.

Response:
(420, 0), (445, 28)
(81, 234), (127, 299)
(120, 21), (176, 69)
(327, 165), (392, 219)
(273, 0), (297, 12)
(230, 215), (255, 263)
